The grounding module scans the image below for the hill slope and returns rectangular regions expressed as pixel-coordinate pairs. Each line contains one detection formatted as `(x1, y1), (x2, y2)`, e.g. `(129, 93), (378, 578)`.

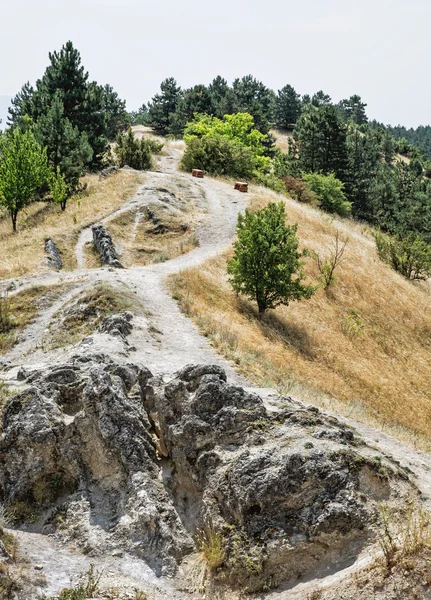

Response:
(170, 184), (431, 449)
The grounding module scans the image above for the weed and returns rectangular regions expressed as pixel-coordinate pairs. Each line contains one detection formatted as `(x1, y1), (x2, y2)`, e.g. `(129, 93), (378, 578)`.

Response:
(196, 524), (226, 570)
(341, 309), (365, 338)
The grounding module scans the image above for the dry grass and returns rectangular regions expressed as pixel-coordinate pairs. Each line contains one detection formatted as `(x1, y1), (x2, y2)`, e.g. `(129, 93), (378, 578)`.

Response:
(0, 284), (68, 353)
(106, 205), (198, 267)
(169, 186), (431, 449)
(0, 170), (142, 280)
(47, 282), (138, 349)
(270, 128), (292, 154)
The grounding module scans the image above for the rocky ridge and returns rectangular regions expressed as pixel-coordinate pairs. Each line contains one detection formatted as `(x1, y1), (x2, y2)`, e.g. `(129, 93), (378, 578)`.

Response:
(0, 348), (413, 593)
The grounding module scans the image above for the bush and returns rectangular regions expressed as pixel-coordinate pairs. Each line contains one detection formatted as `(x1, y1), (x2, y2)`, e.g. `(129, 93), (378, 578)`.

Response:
(181, 136), (256, 179)
(282, 176), (320, 206)
(302, 172), (352, 216)
(375, 232), (431, 280)
(114, 128), (159, 170)
(227, 202), (315, 314)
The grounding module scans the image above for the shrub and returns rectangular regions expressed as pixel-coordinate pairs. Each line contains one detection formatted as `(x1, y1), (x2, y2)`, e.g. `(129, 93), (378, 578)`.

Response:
(282, 176), (319, 206)
(197, 524), (226, 570)
(302, 172), (352, 216)
(114, 128), (158, 170)
(313, 231), (348, 289)
(227, 202), (315, 314)
(181, 136), (256, 179)
(375, 232), (431, 280)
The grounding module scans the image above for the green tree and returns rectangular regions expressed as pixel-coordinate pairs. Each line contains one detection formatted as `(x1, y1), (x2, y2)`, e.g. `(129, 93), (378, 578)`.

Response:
(227, 202), (315, 314)
(302, 172), (352, 216)
(375, 232), (431, 280)
(7, 82), (37, 126)
(208, 76), (236, 118)
(275, 84), (302, 130)
(35, 92), (93, 195)
(232, 75), (275, 133)
(50, 166), (68, 211)
(114, 128), (155, 170)
(102, 84), (130, 140)
(0, 127), (48, 231)
(311, 90), (332, 107)
(130, 104), (149, 125)
(293, 104), (349, 182)
(169, 84), (214, 137)
(148, 77), (182, 135)
(181, 135), (256, 179)
(338, 95), (368, 125)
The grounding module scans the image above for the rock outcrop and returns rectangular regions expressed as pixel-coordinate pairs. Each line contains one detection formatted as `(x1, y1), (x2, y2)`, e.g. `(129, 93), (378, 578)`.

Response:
(92, 225), (123, 268)
(44, 238), (63, 270)
(0, 356), (411, 589)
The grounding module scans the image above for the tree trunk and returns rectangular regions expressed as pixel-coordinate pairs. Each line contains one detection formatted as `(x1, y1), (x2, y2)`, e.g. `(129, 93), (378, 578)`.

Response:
(11, 211), (17, 232)
(61, 201), (67, 211)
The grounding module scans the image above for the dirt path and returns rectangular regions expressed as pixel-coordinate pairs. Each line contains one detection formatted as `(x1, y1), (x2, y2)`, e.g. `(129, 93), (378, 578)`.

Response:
(2, 141), (431, 599)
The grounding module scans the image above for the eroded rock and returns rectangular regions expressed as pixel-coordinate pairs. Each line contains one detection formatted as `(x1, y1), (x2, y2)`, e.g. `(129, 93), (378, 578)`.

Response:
(92, 225), (123, 268)
(0, 357), (412, 588)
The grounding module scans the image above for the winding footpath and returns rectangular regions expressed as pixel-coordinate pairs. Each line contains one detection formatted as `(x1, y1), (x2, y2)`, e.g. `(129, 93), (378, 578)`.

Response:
(2, 145), (431, 599)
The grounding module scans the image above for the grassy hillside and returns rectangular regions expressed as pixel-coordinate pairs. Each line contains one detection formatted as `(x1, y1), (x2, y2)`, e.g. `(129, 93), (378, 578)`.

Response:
(0, 170), (141, 279)
(170, 185), (431, 449)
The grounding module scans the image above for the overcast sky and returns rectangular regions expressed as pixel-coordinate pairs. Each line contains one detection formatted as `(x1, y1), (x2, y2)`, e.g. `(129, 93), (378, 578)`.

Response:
(1, 0), (430, 127)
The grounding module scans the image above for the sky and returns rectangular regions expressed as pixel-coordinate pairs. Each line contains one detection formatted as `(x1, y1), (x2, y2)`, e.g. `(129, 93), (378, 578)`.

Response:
(0, 0), (430, 127)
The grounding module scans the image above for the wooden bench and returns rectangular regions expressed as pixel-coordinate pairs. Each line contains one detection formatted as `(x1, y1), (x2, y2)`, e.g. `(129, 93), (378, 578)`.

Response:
(192, 169), (204, 178)
(234, 182), (248, 193)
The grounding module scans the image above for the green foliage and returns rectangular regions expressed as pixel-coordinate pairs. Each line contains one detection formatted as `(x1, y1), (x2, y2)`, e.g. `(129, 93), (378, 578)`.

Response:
(231, 75), (275, 133)
(9, 41), (127, 168)
(227, 202), (315, 314)
(182, 112), (270, 176)
(338, 94), (368, 125)
(35, 92), (93, 196)
(50, 167), (68, 211)
(181, 135), (256, 179)
(148, 77), (182, 136)
(114, 128), (154, 170)
(302, 172), (352, 216)
(129, 103), (149, 125)
(197, 524), (226, 569)
(293, 104), (349, 182)
(282, 176), (319, 206)
(0, 126), (49, 231)
(101, 84), (130, 140)
(313, 231), (348, 289)
(375, 232), (431, 280)
(275, 84), (301, 130)
(41, 565), (101, 600)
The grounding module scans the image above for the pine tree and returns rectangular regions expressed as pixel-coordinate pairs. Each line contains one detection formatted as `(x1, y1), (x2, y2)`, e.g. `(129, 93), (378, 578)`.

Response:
(338, 95), (368, 125)
(169, 84), (214, 136)
(208, 76), (236, 118)
(102, 84), (130, 140)
(7, 82), (38, 126)
(294, 104), (349, 182)
(232, 75), (275, 133)
(275, 84), (302, 130)
(35, 92), (93, 196)
(148, 78), (182, 135)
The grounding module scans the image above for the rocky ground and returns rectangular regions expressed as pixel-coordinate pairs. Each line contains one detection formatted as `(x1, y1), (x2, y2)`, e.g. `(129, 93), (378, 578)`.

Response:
(0, 142), (431, 599)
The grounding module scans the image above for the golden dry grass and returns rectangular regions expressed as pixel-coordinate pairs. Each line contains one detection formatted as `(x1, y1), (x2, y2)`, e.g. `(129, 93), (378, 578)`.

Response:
(270, 129), (292, 154)
(106, 205), (198, 267)
(0, 284), (68, 353)
(0, 170), (142, 280)
(169, 186), (431, 449)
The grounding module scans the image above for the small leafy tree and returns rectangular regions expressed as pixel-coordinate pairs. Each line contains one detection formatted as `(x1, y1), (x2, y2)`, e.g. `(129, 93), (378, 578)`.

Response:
(313, 231), (348, 289)
(227, 202), (315, 314)
(375, 232), (431, 280)
(181, 136), (256, 179)
(50, 166), (68, 211)
(114, 128), (161, 170)
(302, 172), (352, 216)
(0, 127), (48, 231)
